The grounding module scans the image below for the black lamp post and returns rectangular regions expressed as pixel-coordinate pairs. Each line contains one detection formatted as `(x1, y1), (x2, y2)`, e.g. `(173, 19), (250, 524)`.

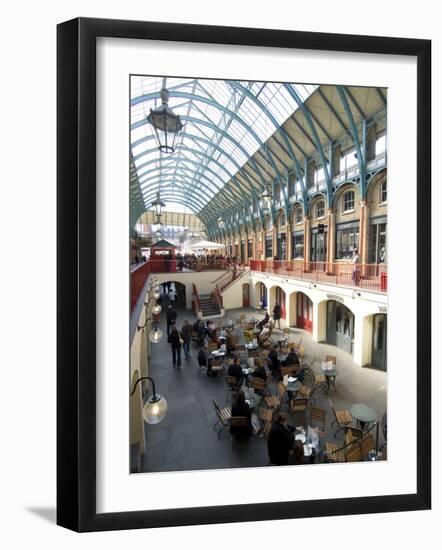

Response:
(147, 89), (183, 154)
(151, 191), (166, 218)
(260, 183), (273, 214)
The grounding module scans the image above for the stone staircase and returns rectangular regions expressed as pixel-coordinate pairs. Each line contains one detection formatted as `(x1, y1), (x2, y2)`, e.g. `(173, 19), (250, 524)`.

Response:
(198, 293), (222, 319)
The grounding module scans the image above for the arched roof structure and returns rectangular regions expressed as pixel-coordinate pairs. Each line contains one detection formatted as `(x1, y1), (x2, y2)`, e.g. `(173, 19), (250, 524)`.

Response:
(130, 77), (386, 234)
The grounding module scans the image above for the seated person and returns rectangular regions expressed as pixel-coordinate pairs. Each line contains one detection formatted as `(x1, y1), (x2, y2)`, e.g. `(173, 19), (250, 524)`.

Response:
(292, 439), (305, 465)
(206, 320), (216, 339)
(225, 329), (238, 353)
(197, 345), (213, 376)
(230, 390), (253, 437)
(296, 364), (305, 382)
(257, 312), (270, 331)
(227, 357), (244, 386)
(196, 321), (207, 347)
(253, 358), (268, 381)
(267, 413), (295, 466)
(266, 345), (281, 377)
(257, 324), (272, 347)
(283, 348), (300, 368)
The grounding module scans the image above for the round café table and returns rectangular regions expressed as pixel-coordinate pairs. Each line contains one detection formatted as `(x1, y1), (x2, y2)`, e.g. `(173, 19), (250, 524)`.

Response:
(321, 367), (337, 392)
(286, 379), (302, 398)
(350, 403), (377, 431)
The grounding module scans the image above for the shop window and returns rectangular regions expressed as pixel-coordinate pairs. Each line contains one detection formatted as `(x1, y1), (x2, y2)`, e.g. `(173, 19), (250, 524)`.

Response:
(336, 222), (359, 259)
(292, 233), (304, 259)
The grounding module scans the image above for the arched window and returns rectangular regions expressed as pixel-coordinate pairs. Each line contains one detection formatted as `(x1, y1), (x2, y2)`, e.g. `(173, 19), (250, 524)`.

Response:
(342, 190), (355, 212)
(316, 200), (325, 219)
(279, 211), (286, 228)
(295, 207), (303, 224)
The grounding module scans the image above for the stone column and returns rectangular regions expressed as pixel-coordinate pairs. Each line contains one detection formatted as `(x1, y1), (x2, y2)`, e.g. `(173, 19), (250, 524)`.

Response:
(327, 208), (335, 274)
(304, 216), (311, 271)
(359, 200), (369, 277)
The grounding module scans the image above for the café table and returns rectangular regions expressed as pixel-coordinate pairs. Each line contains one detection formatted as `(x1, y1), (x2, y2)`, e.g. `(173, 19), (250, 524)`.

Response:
(350, 403), (377, 431)
(321, 365), (337, 392)
(245, 393), (262, 410)
(286, 378), (302, 397)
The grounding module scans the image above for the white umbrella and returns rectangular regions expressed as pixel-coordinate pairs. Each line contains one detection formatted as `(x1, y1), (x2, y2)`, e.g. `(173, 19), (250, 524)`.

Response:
(189, 239), (222, 250)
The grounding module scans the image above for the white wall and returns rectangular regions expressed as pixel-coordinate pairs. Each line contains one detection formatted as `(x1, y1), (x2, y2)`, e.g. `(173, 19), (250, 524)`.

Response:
(154, 270), (226, 308)
(1, 1), (440, 548)
(223, 270), (387, 366)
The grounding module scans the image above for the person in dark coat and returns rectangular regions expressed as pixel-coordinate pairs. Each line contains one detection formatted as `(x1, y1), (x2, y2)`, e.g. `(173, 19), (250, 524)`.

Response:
(230, 391), (253, 437)
(267, 413), (294, 466)
(166, 304), (177, 337)
(253, 358), (267, 381)
(283, 349), (300, 368)
(257, 312), (270, 331)
(197, 345), (213, 376)
(273, 302), (282, 329)
(180, 319), (192, 360)
(169, 325), (183, 369)
(267, 345), (281, 378)
(228, 357), (244, 386)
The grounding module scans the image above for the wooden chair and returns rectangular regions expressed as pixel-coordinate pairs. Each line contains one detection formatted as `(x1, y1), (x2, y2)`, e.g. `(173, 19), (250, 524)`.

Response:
(243, 329), (254, 342)
(344, 426), (363, 442)
(325, 355), (337, 365)
(309, 406), (327, 435)
(359, 434), (376, 460)
(264, 381), (286, 409)
(225, 375), (241, 402)
(325, 430), (354, 463)
(249, 376), (267, 395)
(258, 407), (274, 437)
(210, 358), (224, 376)
(288, 397), (308, 425)
(345, 444), (363, 462)
(248, 349), (259, 358)
(332, 407), (353, 437)
(207, 342), (218, 352)
(212, 400), (231, 439)
(280, 365), (298, 378)
(230, 416), (251, 450)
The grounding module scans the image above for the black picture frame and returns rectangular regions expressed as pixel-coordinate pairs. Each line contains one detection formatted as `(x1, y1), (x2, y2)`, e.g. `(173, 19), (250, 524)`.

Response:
(57, 17), (431, 532)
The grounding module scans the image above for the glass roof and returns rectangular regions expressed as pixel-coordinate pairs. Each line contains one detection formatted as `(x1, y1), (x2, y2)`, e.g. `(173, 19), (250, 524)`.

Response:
(130, 77), (318, 216)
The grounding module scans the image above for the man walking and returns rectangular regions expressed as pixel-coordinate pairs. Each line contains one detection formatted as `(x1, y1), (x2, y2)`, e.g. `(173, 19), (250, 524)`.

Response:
(166, 304), (177, 337)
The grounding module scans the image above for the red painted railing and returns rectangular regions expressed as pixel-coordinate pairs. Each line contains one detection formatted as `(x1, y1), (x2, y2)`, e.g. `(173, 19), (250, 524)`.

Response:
(192, 283), (201, 314)
(130, 262), (151, 312)
(249, 260), (387, 292)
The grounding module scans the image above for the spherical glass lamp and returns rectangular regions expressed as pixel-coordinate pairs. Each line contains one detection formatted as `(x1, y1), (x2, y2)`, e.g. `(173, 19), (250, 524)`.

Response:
(142, 394), (168, 424)
(151, 304), (162, 315)
(149, 327), (163, 343)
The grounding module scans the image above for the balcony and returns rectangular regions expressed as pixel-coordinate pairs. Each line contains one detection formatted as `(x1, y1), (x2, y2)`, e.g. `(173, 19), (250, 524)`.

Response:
(249, 259), (387, 293)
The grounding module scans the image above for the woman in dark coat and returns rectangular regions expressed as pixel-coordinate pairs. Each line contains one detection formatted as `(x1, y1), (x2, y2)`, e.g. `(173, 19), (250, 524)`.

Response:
(273, 303), (282, 329)
(169, 325), (183, 369)
(230, 391), (253, 437)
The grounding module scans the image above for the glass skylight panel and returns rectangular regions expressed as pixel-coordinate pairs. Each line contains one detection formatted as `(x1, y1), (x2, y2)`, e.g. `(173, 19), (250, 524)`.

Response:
(130, 77), (319, 215)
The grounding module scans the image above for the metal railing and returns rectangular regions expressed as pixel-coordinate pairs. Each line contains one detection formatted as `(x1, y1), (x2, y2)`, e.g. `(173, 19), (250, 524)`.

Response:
(249, 260), (387, 292)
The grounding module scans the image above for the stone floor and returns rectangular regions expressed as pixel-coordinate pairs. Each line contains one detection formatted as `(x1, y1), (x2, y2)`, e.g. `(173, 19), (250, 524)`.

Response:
(138, 284), (387, 474)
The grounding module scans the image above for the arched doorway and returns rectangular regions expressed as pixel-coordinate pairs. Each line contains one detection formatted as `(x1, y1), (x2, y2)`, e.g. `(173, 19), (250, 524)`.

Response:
(296, 292), (313, 332)
(242, 283), (250, 307)
(258, 282), (268, 308)
(159, 281), (186, 309)
(275, 287), (286, 319)
(371, 313), (387, 370)
(326, 300), (354, 354)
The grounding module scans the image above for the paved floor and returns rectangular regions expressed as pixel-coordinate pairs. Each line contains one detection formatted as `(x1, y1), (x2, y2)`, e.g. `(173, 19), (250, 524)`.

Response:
(139, 284), (387, 474)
